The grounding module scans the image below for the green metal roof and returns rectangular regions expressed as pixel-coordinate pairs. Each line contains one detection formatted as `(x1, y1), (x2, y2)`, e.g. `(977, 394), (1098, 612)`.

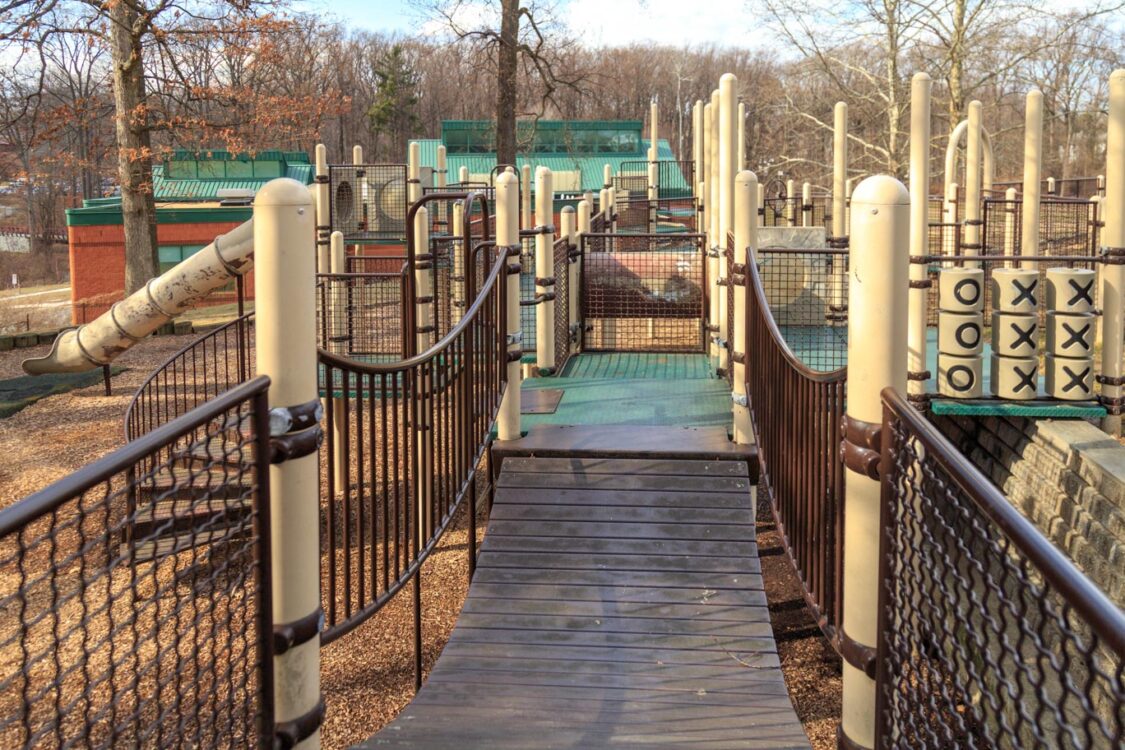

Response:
(151, 150), (313, 201)
(411, 137), (678, 194)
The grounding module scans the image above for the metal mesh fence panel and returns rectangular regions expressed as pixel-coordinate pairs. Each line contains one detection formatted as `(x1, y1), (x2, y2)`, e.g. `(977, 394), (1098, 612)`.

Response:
(580, 233), (705, 352)
(753, 248), (849, 371)
(518, 232), (537, 355)
(317, 272), (408, 363)
(0, 379), (273, 748)
(877, 390), (1125, 749)
(553, 234), (574, 372)
(329, 164), (408, 242)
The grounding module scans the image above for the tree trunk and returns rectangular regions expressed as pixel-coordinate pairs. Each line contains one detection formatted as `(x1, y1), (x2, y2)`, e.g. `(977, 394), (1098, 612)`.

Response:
(495, 0), (519, 167)
(109, 0), (158, 295)
(946, 0), (968, 129)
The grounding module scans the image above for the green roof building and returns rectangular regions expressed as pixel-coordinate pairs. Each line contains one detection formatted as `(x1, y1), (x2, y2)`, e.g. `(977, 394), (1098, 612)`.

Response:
(411, 120), (683, 196)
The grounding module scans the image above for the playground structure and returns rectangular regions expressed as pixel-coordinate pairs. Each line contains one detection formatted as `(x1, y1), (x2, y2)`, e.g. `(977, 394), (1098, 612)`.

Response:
(1, 64), (1124, 750)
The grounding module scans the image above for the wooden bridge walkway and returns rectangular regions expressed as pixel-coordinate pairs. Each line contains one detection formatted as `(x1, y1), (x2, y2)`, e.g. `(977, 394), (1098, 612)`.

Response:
(362, 443), (810, 749)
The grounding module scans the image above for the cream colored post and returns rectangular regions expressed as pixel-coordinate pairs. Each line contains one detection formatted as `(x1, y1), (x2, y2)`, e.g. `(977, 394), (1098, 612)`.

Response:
(965, 101), (983, 267)
(841, 175), (910, 750)
(845, 177), (855, 238)
(436, 144), (447, 189)
(353, 146), (366, 244)
(1101, 70), (1125, 435)
(785, 179), (796, 226)
(737, 102), (746, 172)
(703, 102), (713, 248)
(943, 181), (959, 256)
(408, 142), (421, 206)
(315, 144), (330, 274)
(459, 166), (470, 184)
(908, 74), (931, 399)
(1098, 174), (1106, 196)
(604, 164), (616, 231)
(452, 202), (465, 322)
(757, 183), (766, 227)
(1021, 90), (1044, 269)
(521, 164), (532, 230)
(413, 207), (434, 539)
(329, 231), (348, 490)
(649, 98), (659, 162)
(983, 133), (994, 194)
(648, 160), (659, 232)
(496, 172), (521, 439)
(562, 206), (578, 334)
(709, 89), (721, 366)
(1047, 176), (1057, 196)
(254, 178), (321, 749)
(575, 200), (590, 330)
(801, 182), (812, 227)
(832, 103), (848, 244)
(1003, 187), (1018, 258)
(535, 168), (555, 373)
(732, 171), (757, 444)
(693, 101), (703, 202)
(1094, 195), (1105, 348)
(598, 187), (609, 218)
(718, 74), (737, 376)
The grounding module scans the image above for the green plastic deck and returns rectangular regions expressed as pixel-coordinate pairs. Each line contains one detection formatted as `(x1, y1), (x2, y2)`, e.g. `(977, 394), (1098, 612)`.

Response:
(930, 399), (1106, 419)
(521, 354), (730, 429)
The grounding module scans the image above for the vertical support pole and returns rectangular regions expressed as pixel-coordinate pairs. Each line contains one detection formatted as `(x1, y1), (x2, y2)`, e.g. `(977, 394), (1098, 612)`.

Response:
(832, 103), (847, 245)
(649, 98), (659, 162)
(737, 101), (746, 173)
(1047, 176), (1057, 196)
(1098, 174), (1106, 196)
(840, 175), (909, 750)
(845, 177), (855, 239)
(801, 182), (812, 227)
(413, 207), (433, 544)
(908, 74), (931, 400)
(535, 167), (556, 374)
(709, 89), (721, 367)
(943, 181), (959, 256)
(1021, 89), (1044, 269)
(254, 178), (321, 749)
(732, 171), (757, 444)
(315, 144), (330, 274)
(604, 164), (616, 232)
(599, 187), (609, 218)
(785, 178), (796, 226)
(575, 199), (590, 332)
(436, 144), (447, 189)
(521, 164), (532, 231)
(702, 101), (713, 250)
(496, 172), (522, 440)
(964, 101), (983, 267)
(757, 183), (766, 227)
(562, 205), (578, 335)
(408, 141), (421, 206)
(459, 166), (470, 184)
(693, 100), (703, 205)
(718, 73), (737, 378)
(1101, 69), (1125, 436)
(1003, 187), (1018, 257)
(452, 202), (465, 323)
(330, 231), (347, 491)
(648, 160), (659, 232)
(353, 146), (365, 241)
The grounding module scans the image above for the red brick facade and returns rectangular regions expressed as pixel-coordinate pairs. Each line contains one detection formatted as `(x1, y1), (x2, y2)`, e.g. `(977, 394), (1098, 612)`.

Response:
(68, 220), (255, 323)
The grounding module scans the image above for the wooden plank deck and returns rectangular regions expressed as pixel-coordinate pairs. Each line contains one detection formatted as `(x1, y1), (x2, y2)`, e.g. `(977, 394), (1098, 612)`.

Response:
(360, 456), (809, 749)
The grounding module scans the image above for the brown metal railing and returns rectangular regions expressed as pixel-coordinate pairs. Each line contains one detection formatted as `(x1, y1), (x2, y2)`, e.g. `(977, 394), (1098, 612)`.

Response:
(124, 312), (255, 442)
(2, 377), (274, 748)
(877, 388), (1125, 748)
(316, 243), (509, 695)
(746, 249), (846, 645)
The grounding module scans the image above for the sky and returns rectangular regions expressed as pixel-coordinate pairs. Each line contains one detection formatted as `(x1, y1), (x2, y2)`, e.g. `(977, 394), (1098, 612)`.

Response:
(295, 0), (771, 48)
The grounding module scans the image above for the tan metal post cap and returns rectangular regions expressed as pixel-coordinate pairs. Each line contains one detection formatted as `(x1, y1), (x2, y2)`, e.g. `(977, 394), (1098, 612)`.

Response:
(256, 177), (314, 207)
(851, 174), (909, 207)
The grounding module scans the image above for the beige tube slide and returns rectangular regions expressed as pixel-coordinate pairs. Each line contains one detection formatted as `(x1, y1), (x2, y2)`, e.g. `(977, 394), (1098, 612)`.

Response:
(22, 217), (255, 375)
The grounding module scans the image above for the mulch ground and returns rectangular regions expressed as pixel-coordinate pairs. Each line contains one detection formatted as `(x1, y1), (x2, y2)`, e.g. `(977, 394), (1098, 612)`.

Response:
(0, 338), (843, 747)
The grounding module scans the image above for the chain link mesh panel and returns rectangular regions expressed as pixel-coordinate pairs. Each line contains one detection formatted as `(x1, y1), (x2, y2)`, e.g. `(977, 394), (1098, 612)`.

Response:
(329, 164), (408, 242)
(878, 391), (1125, 749)
(0, 380), (273, 748)
(580, 233), (705, 352)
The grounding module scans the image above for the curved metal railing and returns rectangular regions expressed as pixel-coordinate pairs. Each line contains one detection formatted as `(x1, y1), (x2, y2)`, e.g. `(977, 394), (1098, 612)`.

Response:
(746, 250), (846, 647)
(124, 312), (255, 442)
(316, 242), (509, 691)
